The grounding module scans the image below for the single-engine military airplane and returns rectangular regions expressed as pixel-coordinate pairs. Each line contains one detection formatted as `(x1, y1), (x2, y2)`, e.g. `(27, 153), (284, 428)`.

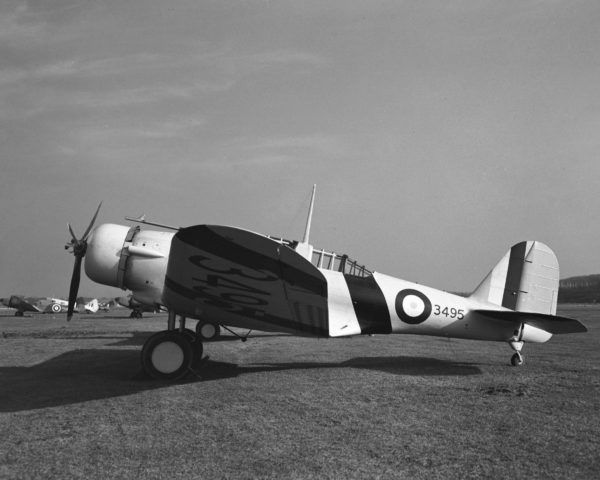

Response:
(64, 187), (587, 380)
(1, 295), (70, 316)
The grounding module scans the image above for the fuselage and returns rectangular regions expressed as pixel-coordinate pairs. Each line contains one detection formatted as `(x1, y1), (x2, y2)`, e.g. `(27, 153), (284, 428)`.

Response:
(322, 270), (551, 343)
(84, 222), (552, 345)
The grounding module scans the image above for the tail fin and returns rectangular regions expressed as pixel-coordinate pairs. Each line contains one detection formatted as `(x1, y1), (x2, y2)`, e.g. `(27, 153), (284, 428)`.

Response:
(470, 241), (559, 315)
(84, 298), (99, 313)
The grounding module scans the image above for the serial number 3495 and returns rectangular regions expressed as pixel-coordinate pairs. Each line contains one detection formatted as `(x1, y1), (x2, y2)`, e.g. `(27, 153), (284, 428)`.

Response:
(433, 305), (465, 320)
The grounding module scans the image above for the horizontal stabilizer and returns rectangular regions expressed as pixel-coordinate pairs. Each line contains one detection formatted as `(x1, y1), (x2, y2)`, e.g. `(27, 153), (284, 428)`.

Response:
(474, 309), (587, 334)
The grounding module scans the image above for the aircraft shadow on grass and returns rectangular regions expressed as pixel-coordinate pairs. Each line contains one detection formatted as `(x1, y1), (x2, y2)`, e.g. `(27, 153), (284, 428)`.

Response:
(0, 347), (481, 412)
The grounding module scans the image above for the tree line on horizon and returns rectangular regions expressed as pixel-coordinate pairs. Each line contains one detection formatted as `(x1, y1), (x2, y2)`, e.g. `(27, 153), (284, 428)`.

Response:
(558, 274), (600, 304)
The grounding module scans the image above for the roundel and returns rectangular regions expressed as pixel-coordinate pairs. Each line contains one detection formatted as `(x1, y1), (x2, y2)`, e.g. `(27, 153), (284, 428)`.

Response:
(51, 303), (62, 313)
(395, 289), (432, 325)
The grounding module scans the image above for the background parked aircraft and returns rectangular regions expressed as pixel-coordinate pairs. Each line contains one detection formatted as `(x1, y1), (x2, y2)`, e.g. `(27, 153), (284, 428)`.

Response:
(115, 294), (161, 318)
(74, 297), (101, 314)
(0, 295), (70, 316)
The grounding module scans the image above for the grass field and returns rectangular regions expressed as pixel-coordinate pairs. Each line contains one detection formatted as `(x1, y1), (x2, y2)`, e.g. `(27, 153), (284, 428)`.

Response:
(0, 305), (598, 479)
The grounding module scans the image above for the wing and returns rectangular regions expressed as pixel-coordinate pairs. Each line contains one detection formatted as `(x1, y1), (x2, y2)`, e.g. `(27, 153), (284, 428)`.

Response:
(474, 309), (587, 334)
(10, 296), (41, 312)
(23, 301), (41, 312)
(162, 225), (329, 336)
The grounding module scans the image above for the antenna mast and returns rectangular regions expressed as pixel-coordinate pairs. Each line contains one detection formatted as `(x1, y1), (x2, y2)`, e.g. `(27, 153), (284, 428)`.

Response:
(295, 184), (316, 261)
(302, 184), (316, 244)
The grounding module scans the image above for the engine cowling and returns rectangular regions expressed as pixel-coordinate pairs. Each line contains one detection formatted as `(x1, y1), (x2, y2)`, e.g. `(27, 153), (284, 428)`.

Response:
(85, 223), (175, 305)
(85, 224), (130, 287)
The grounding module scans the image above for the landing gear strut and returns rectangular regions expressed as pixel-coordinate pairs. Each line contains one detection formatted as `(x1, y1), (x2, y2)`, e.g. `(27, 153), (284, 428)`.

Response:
(140, 312), (205, 380)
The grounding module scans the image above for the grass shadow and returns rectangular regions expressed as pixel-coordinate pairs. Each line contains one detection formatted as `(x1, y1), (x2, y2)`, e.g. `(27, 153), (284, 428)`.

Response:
(0, 349), (481, 412)
(0, 349), (154, 412)
(203, 356), (481, 380)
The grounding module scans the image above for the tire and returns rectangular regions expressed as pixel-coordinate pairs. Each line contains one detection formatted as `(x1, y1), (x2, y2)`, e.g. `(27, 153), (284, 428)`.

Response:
(196, 321), (220, 341)
(141, 331), (193, 380)
(510, 353), (524, 367)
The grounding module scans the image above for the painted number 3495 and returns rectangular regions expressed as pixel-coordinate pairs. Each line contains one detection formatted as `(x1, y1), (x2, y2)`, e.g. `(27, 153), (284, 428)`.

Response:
(433, 305), (465, 319)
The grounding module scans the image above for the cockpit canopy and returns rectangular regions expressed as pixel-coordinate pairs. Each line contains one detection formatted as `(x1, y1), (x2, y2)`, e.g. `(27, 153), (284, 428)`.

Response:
(268, 236), (372, 278)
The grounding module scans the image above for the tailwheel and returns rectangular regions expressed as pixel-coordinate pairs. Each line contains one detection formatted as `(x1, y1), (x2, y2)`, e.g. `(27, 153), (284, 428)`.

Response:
(509, 339), (524, 367)
(511, 352), (524, 367)
(141, 330), (193, 380)
(196, 321), (221, 341)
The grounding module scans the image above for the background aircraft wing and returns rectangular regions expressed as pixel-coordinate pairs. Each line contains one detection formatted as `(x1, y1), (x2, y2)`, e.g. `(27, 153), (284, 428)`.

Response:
(6, 296), (42, 313)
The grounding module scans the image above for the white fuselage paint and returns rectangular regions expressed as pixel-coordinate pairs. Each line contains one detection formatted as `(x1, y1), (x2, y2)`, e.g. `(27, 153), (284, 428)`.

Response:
(320, 270), (361, 337)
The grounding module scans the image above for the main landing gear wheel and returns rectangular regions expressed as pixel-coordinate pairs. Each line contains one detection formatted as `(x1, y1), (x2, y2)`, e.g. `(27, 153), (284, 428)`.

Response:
(511, 352), (524, 367)
(141, 331), (193, 380)
(196, 321), (220, 341)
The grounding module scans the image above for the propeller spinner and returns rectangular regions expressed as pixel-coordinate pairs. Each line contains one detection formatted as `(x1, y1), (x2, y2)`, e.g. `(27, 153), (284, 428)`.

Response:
(65, 203), (102, 321)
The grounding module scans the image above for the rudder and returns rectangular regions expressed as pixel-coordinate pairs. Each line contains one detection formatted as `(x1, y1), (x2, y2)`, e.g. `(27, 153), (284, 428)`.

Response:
(470, 241), (559, 315)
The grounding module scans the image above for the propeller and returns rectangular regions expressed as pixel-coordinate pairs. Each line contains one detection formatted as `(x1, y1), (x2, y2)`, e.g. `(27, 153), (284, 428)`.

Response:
(64, 203), (102, 321)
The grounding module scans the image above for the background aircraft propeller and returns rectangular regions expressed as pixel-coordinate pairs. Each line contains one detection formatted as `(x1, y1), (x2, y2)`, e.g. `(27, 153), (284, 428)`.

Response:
(65, 203), (102, 321)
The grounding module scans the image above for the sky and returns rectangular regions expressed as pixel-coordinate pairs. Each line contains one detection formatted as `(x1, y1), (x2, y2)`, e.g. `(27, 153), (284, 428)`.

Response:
(0, 0), (599, 299)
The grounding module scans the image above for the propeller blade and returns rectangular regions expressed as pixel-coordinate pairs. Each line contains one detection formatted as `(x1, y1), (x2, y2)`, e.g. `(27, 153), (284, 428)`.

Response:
(81, 202), (102, 241)
(68, 223), (77, 243)
(67, 255), (83, 321)
(65, 202), (102, 321)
